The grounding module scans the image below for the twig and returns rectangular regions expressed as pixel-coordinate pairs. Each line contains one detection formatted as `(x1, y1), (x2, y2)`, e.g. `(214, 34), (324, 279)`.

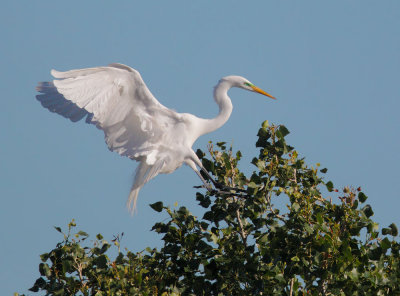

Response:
(268, 203), (285, 221)
(74, 258), (87, 290)
(289, 278), (294, 296)
(236, 208), (247, 245)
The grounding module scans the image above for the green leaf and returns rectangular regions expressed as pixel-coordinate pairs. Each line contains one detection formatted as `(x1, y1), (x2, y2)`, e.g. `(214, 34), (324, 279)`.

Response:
(292, 202), (300, 212)
(278, 125), (290, 138)
(216, 142), (226, 149)
(203, 211), (214, 222)
(95, 255), (108, 268)
(304, 224), (314, 235)
(380, 237), (391, 250)
(291, 256), (300, 262)
(358, 192), (368, 203)
(29, 277), (46, 292)
(62, 259), (72, 273)
(202, 158), (215, 173)
(256, 159), (265, 170)
(197, 240), (211, 252)
(247, 182), (258, 189)
(316, 212), (323, 225)
(200, 222), (209, 230)
(196, 148), (205, 159)
(256, 128), (270, 148)
(77, 231), (89, 237)
(320, 168), (328, 173)
(40, 253), (49, 262)
(68, 220), (76, 228)
(196, 193), (211, 208)
(53, 288), (65, 296)
(326, 181), (334, 192)
(275, 273), (285, 283)
(258, 233), (269, 244)
(150, 201), (164, 212)
(211, 233), (218, 244)
(367, 222), (379, 233)
(275, 129), (283, 140)
(39, 263), (51, 277)
(236, 150), (242, 159)
(54, 226), (62, 233)
(222, 153), (231, 170)
(389, 223), (398, 236)
(362, 204), (374, 218)
(348, 268), (359, 281)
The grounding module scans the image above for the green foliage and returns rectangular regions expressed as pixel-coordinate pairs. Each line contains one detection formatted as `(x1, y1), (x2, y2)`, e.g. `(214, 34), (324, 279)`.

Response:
(20, 122), (400, 295)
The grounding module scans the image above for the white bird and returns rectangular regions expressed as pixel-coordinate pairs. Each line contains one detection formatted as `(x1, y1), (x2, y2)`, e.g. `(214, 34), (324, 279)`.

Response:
(36, 63), (275, 211)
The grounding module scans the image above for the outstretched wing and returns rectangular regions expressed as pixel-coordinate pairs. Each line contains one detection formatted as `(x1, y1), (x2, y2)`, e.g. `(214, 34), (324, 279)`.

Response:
(36, 63), (180, 163)
(36, 63), (183, 211)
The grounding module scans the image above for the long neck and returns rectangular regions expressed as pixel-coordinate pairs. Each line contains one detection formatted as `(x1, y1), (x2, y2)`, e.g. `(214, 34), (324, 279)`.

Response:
(200, 80), (233, 135)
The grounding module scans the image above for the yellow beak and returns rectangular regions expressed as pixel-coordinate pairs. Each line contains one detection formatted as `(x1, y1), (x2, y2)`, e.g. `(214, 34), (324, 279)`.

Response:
(251, 85), (276, 100)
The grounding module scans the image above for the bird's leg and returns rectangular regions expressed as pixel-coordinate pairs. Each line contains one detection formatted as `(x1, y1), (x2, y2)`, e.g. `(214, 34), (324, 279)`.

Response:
(197, 162), (247, 194)
(188, 153), (247, 195)
(189, 156), (227, 190)
(187, 160), (235, 195)
(198, 166), (219, 187)
(186, 159), (215, 191)
(195, 168), (248, 197)
(198, 167), (237, 191)
(194, 170), (214, 192)
(194, 163), (246, 193)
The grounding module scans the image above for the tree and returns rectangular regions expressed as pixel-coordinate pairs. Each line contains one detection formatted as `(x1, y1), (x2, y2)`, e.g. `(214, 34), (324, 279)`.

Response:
(20, 122), (400, 295)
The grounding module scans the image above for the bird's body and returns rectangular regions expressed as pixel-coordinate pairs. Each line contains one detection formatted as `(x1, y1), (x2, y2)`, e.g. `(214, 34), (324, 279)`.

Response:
(36, 63), (274, 211)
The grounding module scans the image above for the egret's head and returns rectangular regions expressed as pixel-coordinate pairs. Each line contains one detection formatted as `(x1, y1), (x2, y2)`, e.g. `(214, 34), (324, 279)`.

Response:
(221, 75), (276, 99)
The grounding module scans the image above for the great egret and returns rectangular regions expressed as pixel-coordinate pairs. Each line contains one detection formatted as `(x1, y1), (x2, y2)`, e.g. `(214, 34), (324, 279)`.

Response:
(36, 63), (275, 211)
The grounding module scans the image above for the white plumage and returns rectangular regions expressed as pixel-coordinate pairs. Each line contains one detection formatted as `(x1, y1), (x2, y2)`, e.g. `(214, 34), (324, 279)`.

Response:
(36, 63), (275, 211)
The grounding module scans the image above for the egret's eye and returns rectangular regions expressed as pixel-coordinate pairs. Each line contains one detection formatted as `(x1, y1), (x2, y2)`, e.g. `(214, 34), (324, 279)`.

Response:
(244, 82), (253, 87)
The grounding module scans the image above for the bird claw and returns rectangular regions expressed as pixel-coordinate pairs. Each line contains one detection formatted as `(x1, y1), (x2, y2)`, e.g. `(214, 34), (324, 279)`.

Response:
(194, 184), (214, 192)
(194, 184), (248, 198)
(214, 182), (247, 193)
(216, 189), (249, 198)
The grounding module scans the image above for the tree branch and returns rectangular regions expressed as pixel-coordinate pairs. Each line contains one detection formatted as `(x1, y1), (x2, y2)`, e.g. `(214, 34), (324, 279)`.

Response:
(289, 278), (294, 296)
(236, 207), (247, 245)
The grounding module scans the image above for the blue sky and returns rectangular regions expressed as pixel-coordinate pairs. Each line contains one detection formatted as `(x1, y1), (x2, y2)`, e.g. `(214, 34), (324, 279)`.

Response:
(1, 1), (399, 294)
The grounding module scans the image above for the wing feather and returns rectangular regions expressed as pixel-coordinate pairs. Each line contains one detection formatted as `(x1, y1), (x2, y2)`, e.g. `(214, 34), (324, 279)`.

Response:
(36, 82), (90, 122)
(37, 63), (179, 161)
(36, 63), (182, 211)
(127, 157), (168, 212)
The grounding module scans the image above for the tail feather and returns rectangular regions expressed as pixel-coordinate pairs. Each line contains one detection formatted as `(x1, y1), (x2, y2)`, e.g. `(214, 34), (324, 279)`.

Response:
(127, 158), (166, 213)
(126, 188), (140, 214)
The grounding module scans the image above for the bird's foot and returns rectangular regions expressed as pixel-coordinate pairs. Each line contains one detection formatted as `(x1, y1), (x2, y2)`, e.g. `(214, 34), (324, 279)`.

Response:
(194, 184), (248, 198)
(194, 184), (214, 192)
(214, 182), (247, 193)
(214, 189), (249, 198)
